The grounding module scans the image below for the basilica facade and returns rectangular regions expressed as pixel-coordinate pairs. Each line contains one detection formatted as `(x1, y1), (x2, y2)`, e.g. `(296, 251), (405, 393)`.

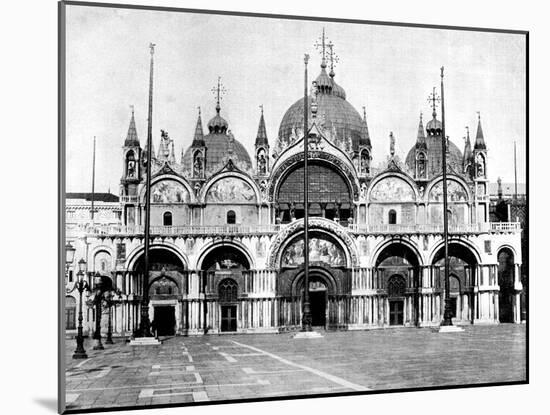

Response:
(65, 47), (523, 338)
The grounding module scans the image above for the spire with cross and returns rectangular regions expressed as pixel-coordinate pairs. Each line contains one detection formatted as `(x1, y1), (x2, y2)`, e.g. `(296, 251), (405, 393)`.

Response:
(327, 41), (339, 78)
(427, 86), (441, 119)
(314, 28), (328, 68)
(211, 76), (227, 114)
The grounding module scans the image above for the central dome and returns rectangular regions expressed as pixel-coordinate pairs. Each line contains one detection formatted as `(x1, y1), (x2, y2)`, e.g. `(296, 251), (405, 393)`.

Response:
(277, 66), (368, 151)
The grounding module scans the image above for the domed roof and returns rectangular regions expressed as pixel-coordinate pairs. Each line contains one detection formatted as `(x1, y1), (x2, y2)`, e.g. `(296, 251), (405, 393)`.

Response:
(277, 66), (367, 151)
(405, 133), (464, 178)
(183, 110), (252, 175)
(207, 113), (229, 133)
(426, 117), (442, 132)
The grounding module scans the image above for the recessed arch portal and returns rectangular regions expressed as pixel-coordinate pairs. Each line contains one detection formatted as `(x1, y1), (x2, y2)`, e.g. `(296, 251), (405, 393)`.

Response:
(126, 244), (188, 273)
(431, 242), (479, 292)
(497, 247), (515, 323)
(374, 242), (421, 268)
(131, 247), (187, 273)
(373, 241), (422, 327)
(199, 244), (251, 272)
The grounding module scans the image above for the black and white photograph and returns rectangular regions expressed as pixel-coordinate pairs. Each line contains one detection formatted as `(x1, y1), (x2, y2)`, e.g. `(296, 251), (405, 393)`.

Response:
(58, 1), (529, 413)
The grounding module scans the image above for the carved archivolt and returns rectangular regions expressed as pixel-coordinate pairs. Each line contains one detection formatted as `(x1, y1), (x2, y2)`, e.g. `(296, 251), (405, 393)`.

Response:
(267, 152), (360, 202)
(267, 218), (358, 268)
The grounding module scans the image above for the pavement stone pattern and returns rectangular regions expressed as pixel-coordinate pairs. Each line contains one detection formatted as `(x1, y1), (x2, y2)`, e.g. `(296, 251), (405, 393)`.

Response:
(64, 324), (526, 411)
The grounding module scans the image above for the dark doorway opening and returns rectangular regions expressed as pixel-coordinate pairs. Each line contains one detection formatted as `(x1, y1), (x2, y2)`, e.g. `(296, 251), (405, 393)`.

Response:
(449, 297), (457, 318)
(389, 300), (404, 326)
(498, 249), (515, 323)
(221, 305), (237, 332)
(310, 290), (327, 327)
(154, 306), (176, 336)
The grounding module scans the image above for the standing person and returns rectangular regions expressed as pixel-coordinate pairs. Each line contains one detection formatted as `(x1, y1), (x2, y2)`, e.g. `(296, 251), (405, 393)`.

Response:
(151, 319), (157, 339)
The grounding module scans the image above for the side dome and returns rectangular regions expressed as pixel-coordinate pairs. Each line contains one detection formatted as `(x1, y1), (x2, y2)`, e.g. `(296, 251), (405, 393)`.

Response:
(277, 66), (367, 151)
(405, 135), (464, 177)
(183, 111), (252, 175)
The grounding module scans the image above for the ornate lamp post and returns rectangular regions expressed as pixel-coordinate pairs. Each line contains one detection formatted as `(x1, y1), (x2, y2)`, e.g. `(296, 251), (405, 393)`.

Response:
(103, 289), (122, 345)
(92, 272), (105, 350)
(67, 258), (89, 359)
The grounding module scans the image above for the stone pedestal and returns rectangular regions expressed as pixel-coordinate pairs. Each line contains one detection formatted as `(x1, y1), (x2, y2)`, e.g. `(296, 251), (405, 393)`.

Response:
(293, 331), (323, 339)
(438, 325), (464, 333)
(129, 337), (162, 346)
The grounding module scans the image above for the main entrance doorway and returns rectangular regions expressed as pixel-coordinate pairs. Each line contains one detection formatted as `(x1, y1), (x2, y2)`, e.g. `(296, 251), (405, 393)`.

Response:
(154, 306), (176, 336)
(221, 305), (237, 332)
(308, 278), (327, 328)
(389, 300), (404, 326)
(310, 291), (327, 327)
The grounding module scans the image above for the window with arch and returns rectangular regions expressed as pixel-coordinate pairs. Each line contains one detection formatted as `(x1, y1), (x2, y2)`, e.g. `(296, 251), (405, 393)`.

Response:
(219, 279), (238, 303)
(126, 151), (136, 178)
(163, 211), (172, 226)
(227, 210), (236, 224)
(387, 275), (407, 297)
(94, 251), (112, 274)
(388, 209), (397, 224)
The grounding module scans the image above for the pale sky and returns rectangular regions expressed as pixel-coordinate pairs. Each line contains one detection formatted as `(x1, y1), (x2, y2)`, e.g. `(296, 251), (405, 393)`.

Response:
(65, 4), (526, 193)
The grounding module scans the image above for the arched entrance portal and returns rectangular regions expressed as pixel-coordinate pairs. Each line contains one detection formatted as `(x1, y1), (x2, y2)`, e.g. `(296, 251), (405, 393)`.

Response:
(133, 248), (186, 336)
(295, 270), (334, 329)
(432, 243), (478, 323)
(387, 274), (406, 326)
(219, 278), (238, 332)
(374, 243), (421, 327)
(498, 248), (515, 323)
(200, 245), (251, 333)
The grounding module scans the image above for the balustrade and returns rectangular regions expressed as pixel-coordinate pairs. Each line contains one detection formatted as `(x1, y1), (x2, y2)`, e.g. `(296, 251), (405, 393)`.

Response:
(75, 221), (520, 237)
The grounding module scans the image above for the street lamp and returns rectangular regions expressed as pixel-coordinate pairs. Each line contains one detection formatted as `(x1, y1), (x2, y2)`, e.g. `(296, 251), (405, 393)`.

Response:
(65, 241), (76, 280)
(67, 258), (89, 359)
(92, 272), (105, 350)
(103, 289), (121, 345)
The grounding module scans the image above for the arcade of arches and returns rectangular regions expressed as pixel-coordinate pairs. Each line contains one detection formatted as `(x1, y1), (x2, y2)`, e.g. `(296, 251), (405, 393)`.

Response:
(72, 234), (523, 336)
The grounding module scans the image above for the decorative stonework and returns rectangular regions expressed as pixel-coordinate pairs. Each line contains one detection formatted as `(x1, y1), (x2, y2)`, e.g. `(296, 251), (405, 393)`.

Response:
(370, 176), (416, 202)
(267, 218), (358, 268)
(150, 180), (190, 203)
(267, 151), (360, 202)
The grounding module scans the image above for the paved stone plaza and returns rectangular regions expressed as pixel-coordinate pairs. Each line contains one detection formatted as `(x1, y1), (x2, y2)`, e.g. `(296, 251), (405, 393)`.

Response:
(64, 324), (526, 411)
